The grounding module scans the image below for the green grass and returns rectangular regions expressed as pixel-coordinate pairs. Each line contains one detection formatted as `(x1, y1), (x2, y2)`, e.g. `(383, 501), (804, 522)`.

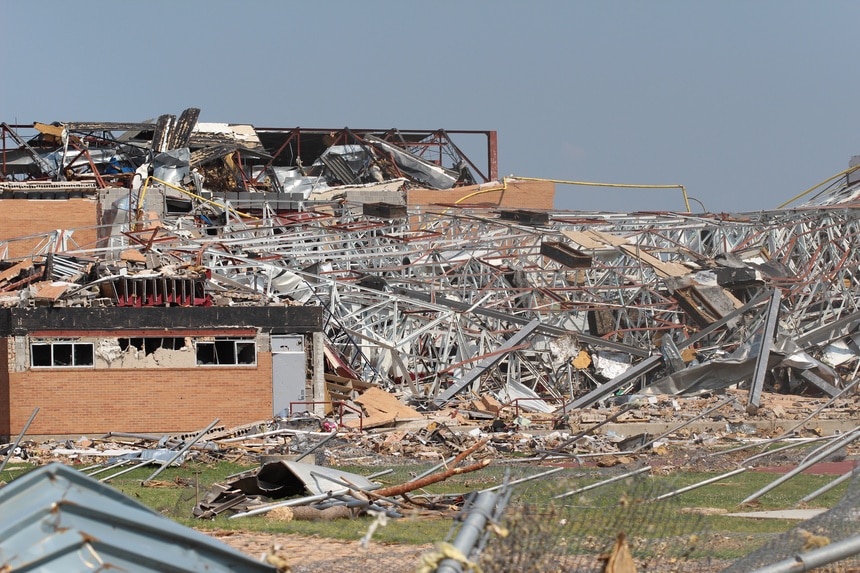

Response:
(1, 458), (851, 550)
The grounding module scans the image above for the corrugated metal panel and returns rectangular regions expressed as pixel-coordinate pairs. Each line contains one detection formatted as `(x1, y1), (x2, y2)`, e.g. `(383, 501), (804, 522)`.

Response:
(0, 463), (275, 572)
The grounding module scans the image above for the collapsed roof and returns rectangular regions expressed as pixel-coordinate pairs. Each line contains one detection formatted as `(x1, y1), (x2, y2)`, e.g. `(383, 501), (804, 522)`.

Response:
(2, 109), (860, 418)
(0, 110), (494, 198)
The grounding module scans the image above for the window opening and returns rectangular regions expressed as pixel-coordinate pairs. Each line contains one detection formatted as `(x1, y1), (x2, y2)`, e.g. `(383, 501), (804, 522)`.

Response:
(118, 337), (186, 354)
(31, 341), (95, 368)
(196, 338), (257, 366)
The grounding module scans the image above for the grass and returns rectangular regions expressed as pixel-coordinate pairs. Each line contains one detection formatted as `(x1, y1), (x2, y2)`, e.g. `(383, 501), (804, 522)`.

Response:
(1, 457), (851, 551)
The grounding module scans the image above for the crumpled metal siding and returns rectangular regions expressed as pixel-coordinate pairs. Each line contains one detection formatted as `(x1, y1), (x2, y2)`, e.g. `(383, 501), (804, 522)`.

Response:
(0, 462), (275, 572)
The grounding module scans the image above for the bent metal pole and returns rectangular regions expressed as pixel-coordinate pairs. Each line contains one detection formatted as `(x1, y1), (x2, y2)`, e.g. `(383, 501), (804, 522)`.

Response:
(143, 417), (220, 484)
(0, 407), (39, 477)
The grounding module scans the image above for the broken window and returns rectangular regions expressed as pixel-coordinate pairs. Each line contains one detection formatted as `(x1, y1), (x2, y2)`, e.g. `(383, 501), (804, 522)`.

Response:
(31, 341), (94, 368)
(195, 338), (256, 366)
(118, 337), (187, 354)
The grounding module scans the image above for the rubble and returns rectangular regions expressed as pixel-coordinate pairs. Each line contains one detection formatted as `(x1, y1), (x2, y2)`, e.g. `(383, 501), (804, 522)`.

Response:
(5, 196), (856, 416)
(1, 387), (855, 470)
(1, 110), (860, 484)
(6, 106), (860, 573)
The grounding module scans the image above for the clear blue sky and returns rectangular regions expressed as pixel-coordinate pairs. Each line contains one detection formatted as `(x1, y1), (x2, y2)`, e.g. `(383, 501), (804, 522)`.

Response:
(3, 1), (858, 213)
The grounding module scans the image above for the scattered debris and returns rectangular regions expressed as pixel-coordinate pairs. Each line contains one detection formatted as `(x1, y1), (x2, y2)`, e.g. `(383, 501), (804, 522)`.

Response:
(3, 113), (860, 437)
(4, 109), (860, 570)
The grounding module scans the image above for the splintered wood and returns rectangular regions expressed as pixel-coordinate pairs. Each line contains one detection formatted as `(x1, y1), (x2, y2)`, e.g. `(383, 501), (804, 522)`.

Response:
(374, 438), (491, 498)
(345, 387), (423, 429)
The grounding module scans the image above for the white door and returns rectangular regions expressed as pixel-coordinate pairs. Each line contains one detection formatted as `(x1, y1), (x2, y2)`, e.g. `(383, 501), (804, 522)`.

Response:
(271, 335), (307, 416)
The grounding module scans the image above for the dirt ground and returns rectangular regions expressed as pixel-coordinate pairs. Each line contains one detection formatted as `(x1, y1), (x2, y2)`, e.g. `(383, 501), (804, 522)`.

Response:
(204, 529), (432, 573)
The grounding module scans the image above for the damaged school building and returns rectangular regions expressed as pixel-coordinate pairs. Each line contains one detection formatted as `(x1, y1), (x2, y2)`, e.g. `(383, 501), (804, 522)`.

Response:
(1, 108), (859, 440)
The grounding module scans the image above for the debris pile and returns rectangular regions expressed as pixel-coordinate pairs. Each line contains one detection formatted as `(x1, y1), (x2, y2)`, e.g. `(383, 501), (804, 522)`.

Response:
(1, 113), (488, 199)
(194, 438), (491, 521)
(2, 110), (860, 437)
(3, 384), (855, 474)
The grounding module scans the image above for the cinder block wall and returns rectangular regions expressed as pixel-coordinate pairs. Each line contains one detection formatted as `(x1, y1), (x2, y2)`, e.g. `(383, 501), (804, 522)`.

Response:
(0, 198), (100, 258)
(3, 352), (273, 437)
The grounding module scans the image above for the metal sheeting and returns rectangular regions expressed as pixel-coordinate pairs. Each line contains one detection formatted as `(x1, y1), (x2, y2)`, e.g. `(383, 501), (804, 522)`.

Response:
(0, 462), (275, 573)
(364, 134), (459, 189)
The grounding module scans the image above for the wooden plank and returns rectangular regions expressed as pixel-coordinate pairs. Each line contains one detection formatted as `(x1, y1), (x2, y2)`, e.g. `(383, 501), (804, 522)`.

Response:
(344, 387), (423, 429)
(31, 281), (71, 301)
(561, 229), (627, 249)
(325, 373), (377, 390)
(0, 259), (34, 284)
(618, 244), (690, 278)
(34, 122), (65, 138)
(325, 380), (353, 394)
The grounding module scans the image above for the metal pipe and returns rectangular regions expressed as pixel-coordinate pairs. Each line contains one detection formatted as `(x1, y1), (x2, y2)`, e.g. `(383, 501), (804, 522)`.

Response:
(436, 491), (499, 573)
(480, 467), (565, 493)
(143, 418), (219, 484)
(553, 466), (651, 500)
(649, 467), (749, 502)
(308, 471), (405, 508)
(101, 459), (152, 482)
(230, 488), (349, 518)
(742, 435), (834, 466)
(86, 459), (130, 477)
(0, 407), (39, 477)
(366, 468), (394, 480)
(796, 469), (856, 506)
(414, 455), (457, 481)
(742, 427), (860, 504)
(797, 429), (855, 466)
(309, 470), (354, 488)
(295, 430), (337, 462)
(745, 532), (860, 573)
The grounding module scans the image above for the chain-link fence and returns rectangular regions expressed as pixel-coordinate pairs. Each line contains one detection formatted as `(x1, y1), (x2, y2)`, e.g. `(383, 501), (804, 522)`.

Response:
(184, 463), (860, 572)
(479, 471), (715, 573)
(720, 469), (860, 573)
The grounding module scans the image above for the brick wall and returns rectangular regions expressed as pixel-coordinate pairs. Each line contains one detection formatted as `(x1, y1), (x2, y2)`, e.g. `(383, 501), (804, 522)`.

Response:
(3, 352), (274, 437)
(0, 339), (8, 437)
(0, 198), (100, 258)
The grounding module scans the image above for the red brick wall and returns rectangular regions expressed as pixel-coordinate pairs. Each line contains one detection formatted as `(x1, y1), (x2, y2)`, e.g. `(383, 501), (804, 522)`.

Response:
(4, 352), (274, 437)
(0, 339), (9, 437)
(0, 198), (100, 258)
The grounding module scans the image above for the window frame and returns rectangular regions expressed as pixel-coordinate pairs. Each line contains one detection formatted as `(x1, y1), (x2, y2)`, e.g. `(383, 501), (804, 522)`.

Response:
(194, 337), (257, 367)
(31, 340), (95, 369)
